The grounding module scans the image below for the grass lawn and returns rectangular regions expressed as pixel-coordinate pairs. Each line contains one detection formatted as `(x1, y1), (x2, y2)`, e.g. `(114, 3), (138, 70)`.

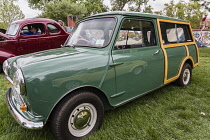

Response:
(0, 48), (210, 140)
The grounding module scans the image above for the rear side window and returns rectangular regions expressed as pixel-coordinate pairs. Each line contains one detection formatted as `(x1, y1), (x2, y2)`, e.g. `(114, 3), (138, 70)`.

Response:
(115, 19), (156, 50)
(47, 24), (59, 33)
(160, 22), (193, 44)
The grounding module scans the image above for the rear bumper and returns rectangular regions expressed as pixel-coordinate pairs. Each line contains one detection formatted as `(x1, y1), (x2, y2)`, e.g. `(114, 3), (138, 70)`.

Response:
(6, 88), (44, 129)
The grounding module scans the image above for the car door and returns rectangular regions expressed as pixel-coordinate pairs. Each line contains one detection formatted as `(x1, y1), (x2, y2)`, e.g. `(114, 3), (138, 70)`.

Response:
(110, 18), (164, 103)
(19, 23), (50, 54)
(47, 23), (68, 48)
(158, 20), (197, 84)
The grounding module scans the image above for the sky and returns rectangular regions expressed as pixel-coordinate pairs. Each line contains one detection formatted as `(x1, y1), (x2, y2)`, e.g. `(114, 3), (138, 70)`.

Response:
(17, 0), (207, 19)
(16, 0), (42, 18)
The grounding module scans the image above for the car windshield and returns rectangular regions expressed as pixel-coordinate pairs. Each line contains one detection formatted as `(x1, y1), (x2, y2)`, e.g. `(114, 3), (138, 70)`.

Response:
(6, 23), (19, 35)
(66, 17), (116, 48)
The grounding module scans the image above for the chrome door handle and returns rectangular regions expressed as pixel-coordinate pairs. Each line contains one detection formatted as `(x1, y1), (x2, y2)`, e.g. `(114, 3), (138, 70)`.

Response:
(153, 50), (160, 55)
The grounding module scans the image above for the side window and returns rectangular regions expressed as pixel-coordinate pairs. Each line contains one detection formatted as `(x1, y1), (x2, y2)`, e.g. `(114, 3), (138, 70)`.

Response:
(47, 24), (59, 33)
(160, 22), (193, 44)
(21, 23), (45, 36)
(115, 19), (156, 50)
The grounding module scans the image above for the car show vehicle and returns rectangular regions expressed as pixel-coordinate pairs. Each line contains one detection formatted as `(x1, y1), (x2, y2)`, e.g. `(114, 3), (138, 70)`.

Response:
(4, 12), (199, 140)
(0, 18), (69, 72)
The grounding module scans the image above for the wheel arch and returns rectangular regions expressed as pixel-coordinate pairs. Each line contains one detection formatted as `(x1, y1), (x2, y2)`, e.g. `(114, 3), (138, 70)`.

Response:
(185, 58), (194, 69)
(48, 86), (113, 122)
(164, 57), (194, 84)
(178, 57), (194, 79)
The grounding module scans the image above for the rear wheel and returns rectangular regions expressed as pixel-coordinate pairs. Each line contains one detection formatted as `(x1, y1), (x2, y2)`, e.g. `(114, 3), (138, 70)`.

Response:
(176, 63), (192, 87)
(51, 91), (104, 140)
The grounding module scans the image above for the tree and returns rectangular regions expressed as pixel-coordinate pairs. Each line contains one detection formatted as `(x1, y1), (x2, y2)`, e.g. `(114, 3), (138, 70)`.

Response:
(164, 0), (176, 18)
(154, 11), (164, 16)
(185, 1), (204, 28)
(175, 1), (185, 20)
(111, 0), (131, 11)
(192, 0), (210, 11)
(40, 0), (87, 24)
(143, 5), (153, 13)
(29, 0), (108, 17)
(73, 0), (108, 16)
(162, 0), (205, 29)
(111, 0), (150, 12)
(128, 0), (150, 12)
(0, 0), (25, 29)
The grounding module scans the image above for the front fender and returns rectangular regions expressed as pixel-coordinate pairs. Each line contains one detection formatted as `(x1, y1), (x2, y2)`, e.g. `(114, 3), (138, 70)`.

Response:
(0, 50), (16, 63)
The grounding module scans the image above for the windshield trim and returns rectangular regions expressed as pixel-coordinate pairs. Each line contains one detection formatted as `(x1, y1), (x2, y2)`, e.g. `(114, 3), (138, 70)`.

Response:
(66, 16), (118, 48)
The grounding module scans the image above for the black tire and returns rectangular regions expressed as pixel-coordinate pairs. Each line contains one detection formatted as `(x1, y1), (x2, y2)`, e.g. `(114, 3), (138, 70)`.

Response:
(51, 91), (104, 140)
(176, 63), (192, 87)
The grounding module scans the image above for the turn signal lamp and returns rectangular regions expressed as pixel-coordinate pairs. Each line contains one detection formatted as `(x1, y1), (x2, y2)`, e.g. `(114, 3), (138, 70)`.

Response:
(6, 82), (11, 85)
(20, 104), (27, 111)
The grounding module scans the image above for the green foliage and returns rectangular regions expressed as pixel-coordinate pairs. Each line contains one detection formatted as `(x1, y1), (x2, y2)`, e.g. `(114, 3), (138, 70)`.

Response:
(131, 0), (150, 13)
(192, 0), (210, 11)
(163, 0), (204, 28)
(72, 0), (108, 16)
(30, 0), (108, 20)
(1, 48), (210, 139)
(164, 0), (176, 18)
(40, 0), (87, 25)
(143, 5), (153, 13)
(111, 0), (130, 11)
(111, 0), (152, 13)
(0, 23), (5, 29)
(0, 0), (25, 29)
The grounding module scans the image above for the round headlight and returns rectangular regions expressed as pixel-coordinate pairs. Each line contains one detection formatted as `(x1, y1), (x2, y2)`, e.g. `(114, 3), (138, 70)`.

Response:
(3, 60), (10, 75)
(13, 69), (26, 95)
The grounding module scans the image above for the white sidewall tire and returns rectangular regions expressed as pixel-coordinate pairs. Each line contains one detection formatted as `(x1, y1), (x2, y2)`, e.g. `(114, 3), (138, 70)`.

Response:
(51, 91), (104, 140)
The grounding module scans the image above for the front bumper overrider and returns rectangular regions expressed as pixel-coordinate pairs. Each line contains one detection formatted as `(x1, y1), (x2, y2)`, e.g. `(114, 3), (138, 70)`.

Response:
(6, 88), (44, 129)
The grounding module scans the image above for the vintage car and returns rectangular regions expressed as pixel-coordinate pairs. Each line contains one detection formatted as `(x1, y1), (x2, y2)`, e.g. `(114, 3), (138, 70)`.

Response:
(4, 11), (199, 140)
(0, 18), (69, 72)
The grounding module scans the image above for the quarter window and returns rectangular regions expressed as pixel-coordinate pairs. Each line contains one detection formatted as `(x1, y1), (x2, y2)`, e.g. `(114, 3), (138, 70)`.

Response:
(115, 19), (156, 50)
(160, 22), (192, 44)
(47, 24), (59, 33)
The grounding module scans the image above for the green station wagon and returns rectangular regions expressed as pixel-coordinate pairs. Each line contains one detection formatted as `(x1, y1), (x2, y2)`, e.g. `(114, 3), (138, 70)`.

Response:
(3, 11), (199, 139)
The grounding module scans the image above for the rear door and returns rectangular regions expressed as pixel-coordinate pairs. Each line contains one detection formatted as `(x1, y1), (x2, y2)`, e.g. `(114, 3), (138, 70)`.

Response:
(47, 23), (68, 48)
(111, 18), (164, 103)
(158, 19), (198, 84)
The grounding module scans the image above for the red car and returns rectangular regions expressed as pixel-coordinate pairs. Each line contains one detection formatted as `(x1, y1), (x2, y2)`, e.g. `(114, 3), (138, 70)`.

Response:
(0, 18), (70, 72)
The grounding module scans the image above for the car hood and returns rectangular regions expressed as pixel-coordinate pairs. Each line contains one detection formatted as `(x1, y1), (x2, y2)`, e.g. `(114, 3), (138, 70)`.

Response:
(7, 46), (109, 82)
(14, 47), (88, 68)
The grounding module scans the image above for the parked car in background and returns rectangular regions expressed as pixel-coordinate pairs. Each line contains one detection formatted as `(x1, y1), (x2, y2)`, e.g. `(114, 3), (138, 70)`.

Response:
(4, 11), (199, 140)
(0, 18), (70, 72)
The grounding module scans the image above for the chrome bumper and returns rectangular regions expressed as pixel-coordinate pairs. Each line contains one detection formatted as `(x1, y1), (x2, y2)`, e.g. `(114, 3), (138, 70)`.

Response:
(6, 88), (44, 129)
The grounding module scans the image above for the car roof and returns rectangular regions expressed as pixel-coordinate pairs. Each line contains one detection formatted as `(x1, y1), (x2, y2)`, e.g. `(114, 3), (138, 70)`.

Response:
(85, 11), (187, 23)
(11, 18), (56, 24)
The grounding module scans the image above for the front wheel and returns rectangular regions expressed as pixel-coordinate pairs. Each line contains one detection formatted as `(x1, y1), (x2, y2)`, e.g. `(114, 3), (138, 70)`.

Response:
(176, 63), (192, 87)
(51, 91), (104, 140)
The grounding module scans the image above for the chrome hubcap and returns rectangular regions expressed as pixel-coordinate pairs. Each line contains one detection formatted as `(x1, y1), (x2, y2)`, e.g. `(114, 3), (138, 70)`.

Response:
(74, 110), (91, 129)
(68, 103), (97, 137)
